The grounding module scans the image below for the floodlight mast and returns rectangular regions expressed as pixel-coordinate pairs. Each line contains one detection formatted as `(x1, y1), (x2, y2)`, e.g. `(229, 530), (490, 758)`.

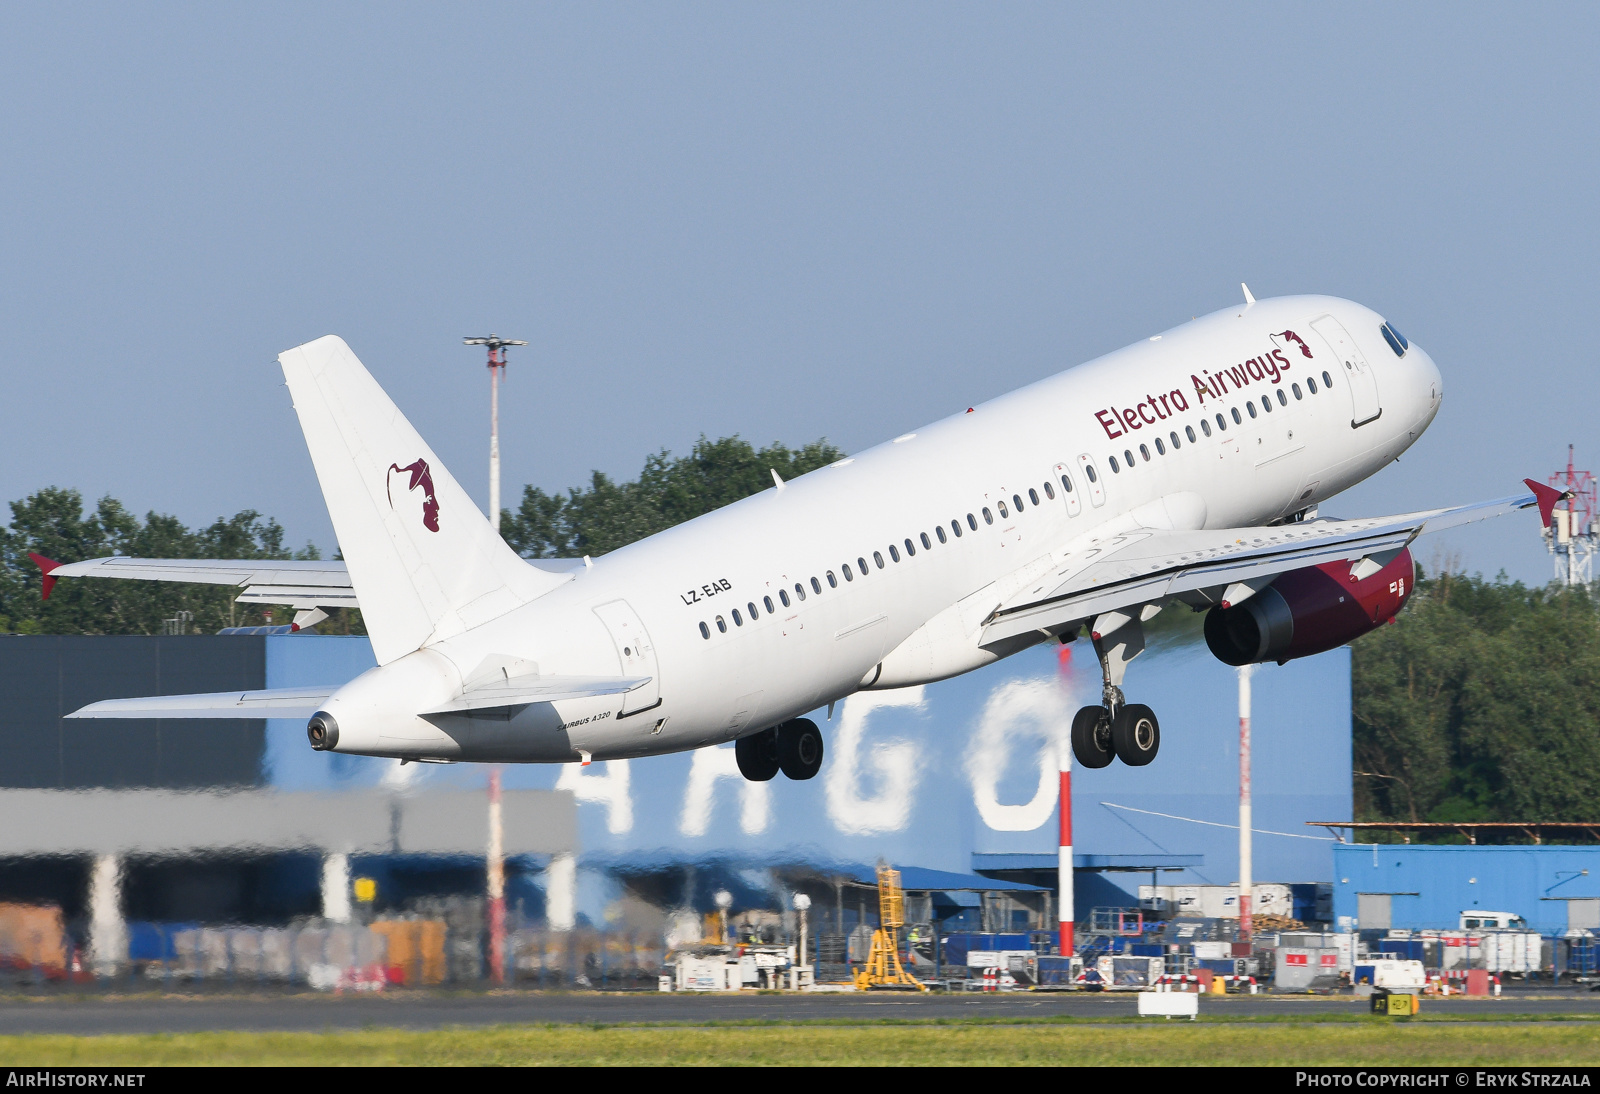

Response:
(461, 336), (525, 986)
(463, 336), (528, 530)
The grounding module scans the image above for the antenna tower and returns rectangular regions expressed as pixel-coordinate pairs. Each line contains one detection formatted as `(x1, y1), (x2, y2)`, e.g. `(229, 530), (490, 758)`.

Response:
(1543, 446), (1598, 586)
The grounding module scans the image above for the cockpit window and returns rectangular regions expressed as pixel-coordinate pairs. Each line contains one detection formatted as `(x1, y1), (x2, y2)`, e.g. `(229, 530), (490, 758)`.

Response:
(1380, 321), (1409, 358)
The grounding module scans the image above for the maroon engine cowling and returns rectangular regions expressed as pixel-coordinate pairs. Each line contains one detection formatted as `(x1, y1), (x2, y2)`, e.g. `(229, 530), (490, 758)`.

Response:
(1203, 547), (1415, 666)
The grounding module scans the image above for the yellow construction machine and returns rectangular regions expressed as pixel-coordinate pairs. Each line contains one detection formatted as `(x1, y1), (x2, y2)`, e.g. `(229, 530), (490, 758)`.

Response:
(853, 863), (928, 991)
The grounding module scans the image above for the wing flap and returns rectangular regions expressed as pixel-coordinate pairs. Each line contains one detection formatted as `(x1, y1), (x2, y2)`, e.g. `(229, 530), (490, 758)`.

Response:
(423, 673), (651, 714)
(67, 687), (335, 720)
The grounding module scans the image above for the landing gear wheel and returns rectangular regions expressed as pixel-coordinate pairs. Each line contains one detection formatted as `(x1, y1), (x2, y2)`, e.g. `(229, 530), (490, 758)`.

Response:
(1111, 703), (1160, 766)
(777, 718), (825, 780)
(1071, 705), (1115, 769)
(735, 726), (780, 781)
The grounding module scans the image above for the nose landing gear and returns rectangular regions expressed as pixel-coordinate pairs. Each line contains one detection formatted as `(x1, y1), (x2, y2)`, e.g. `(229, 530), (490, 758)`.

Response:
(1069, 611), (1162, 768)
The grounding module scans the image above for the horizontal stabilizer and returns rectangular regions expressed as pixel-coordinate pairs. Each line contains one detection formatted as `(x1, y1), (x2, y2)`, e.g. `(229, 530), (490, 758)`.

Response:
(424, 673), (651, 715)
(67, 687), (336, 720)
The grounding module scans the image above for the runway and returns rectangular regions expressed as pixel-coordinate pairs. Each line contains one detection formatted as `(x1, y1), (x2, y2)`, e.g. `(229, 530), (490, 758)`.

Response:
(0, 988), (1596, 1036)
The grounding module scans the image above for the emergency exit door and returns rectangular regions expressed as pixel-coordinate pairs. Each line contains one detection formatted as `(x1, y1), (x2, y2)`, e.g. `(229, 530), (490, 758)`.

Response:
(593, 599), (661, 716)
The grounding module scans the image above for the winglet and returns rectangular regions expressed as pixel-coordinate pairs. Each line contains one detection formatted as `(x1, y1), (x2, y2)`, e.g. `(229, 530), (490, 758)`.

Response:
(28, 554), (59, 600)
(771, 469), (786, 491)
(1241, 283), (1256, 306)
(1523, 478), (1573, 529)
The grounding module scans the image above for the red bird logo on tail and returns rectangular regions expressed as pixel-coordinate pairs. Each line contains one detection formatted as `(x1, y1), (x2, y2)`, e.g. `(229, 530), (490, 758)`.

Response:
(387, 458), (441, 533)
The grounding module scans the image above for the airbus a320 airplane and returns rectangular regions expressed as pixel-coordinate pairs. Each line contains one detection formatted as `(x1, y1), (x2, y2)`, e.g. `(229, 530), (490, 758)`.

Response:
(44, 290), (1564, 779)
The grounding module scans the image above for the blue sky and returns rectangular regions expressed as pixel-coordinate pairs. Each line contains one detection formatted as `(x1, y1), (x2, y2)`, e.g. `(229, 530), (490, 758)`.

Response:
(2, 3), (1595, 583)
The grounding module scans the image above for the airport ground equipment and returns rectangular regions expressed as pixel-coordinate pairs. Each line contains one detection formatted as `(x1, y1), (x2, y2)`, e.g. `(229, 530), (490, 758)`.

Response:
(853, 864), (926, 991)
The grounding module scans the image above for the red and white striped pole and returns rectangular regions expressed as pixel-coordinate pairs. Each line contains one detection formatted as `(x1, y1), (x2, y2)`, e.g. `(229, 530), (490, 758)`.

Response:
(1238, 665), (1254, 942)
(1057, 646), (1074, 957)
(488, 766), (506, 983)
(1059, 751), (1074, 957)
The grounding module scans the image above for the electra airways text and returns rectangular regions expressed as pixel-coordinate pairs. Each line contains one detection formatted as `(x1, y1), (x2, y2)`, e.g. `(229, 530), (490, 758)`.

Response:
(42, 290), (1563, 781)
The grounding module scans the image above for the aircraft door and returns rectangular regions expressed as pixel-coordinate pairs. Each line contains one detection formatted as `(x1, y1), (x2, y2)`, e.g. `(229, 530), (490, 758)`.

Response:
(592, 599), (661, 716)
(1053, 463), (1083, 517)
(1076, 454), (1106, 507)
(1311, 315), (1382, 427)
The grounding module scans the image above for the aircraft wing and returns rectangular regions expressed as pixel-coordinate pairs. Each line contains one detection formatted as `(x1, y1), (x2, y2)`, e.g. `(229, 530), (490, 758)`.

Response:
(66, 686), (336, 719)
(32, 555), (358, 610)
(978, 486), (1548, 648)
(31, 554), (588, 610)
(423, 673), (652, 715)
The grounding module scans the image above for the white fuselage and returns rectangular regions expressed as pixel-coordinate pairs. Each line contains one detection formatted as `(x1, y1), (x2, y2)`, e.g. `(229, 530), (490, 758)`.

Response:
(321, 295), (1442, 762)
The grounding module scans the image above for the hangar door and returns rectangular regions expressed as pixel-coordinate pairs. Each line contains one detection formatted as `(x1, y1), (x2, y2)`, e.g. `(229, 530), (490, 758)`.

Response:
(1356, 893), (1392, 931)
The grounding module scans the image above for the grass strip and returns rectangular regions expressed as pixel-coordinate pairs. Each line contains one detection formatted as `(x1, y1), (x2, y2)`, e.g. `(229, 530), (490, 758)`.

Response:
(1, 1021), (1598, 1066)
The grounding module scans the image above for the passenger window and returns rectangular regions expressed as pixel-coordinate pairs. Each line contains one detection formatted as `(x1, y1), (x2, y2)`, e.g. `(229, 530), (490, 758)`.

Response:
(1109, 456), (1120, 473)
(1028, 488), (1039, 506)
(795, 582), (807, 601)
(982, 508), (993, 524)
(716, 615), (727, 633)
(1170, 431), (1180, 450)
(842, 564), (853, 581)
(967, 513), (979, 530)
(1308, 376), (1318, 394)
(1184, 426), (1194, 443)
(1322, 370), (1333, 387)
(826, 571), (837, 588)
(858, 556), (869, 574)
(1260, 396), (1271, 413)
(1231, 408), (1242, 424)
(1277, 389), (1288, 406)
(763, 596), (774, 613)
(1012, 494), (1023, 512)
(951, 520), (962, 538)
(732, 609), (743, 626)
(1218, 412), (1229, 430)
(904, 538), (916, 557)
(1085, 465), (1098, 483)
(997, 501), (1009, 518)
(779, 589), (790, 607)
(1292, 383), (1302, 400)
(1247, 402), (1258, 418)
(699, 622), (710, 639)
(1200, 419), (1211, 437)
(811, 576), (822, 594)
(874, 551), (885, 568)
(748, 601), (758, 619)
(920, 531), (932, 549)
(1124, 449), (1135, 466)
(935, 525), (947, 544)
(1042, 481), (1055, 500)
(1154, 437), (1165, 455)
(889, 544), (901, 561)
(1060, 474), (1074, 493)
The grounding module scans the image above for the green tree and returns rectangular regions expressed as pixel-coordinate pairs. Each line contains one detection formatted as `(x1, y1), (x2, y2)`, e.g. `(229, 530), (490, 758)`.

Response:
(1351, 569), (1600, 834)
(503, 435), (844, 558)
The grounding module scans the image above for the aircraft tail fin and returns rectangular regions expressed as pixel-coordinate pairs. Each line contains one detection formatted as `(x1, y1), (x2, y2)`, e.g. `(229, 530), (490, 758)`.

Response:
(278, 336), (567, 664)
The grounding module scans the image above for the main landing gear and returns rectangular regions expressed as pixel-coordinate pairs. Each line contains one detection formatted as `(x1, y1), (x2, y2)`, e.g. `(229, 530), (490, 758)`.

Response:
(1070, 609), (1162, 768)
(735, 718), (825, 782)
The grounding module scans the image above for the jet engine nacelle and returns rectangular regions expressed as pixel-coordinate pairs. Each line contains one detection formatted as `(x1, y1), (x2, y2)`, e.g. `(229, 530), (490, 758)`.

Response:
(1203, 547), (1415, 666)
